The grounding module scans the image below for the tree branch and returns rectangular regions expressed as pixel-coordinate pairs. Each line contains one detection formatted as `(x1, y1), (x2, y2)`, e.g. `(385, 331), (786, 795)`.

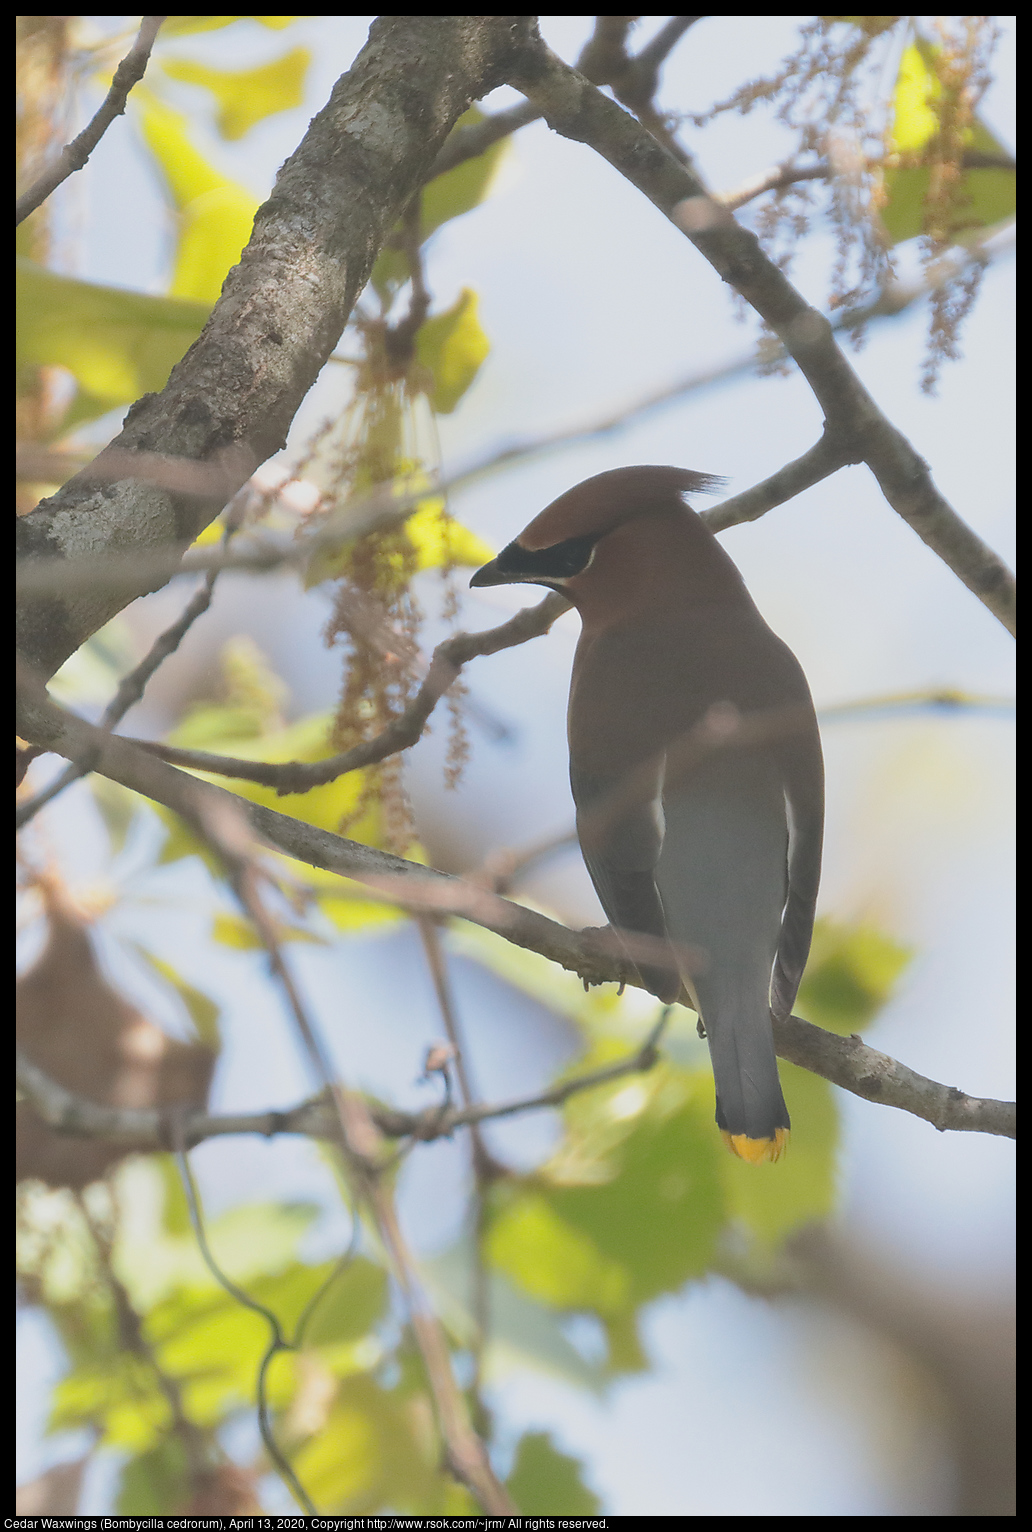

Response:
(427, 15), (704, 181)
(168, 759), (513, 1513)
(16, 569), (221, 825)
(16, 684), (1015, 1144)
(715, 150), (1016, 213)
(16, 16), (532, 683)
(447, 237), (1012, 506)
(505, 31), (1015, 636)
(16, 16), (167, 225)
(125, 592), (569, 790)
(18, 983), (1015, 1157)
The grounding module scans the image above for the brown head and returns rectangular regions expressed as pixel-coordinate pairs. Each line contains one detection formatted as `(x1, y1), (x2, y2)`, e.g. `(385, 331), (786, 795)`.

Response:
(469, 466), (743, 627)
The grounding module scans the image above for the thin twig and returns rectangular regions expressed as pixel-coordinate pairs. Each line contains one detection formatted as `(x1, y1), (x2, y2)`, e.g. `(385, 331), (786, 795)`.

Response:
(427, 99), (542, 179)
(121, 593), (568, 791)
(506, 32), (1016, 635)
(170, 1116), (319, 1514)
(16, 685), (1016, 1142)
(416, 915), (501, 1433)
(16, 17), (166, 225)
(715, 149), (1016, 213)
(186, 786), (514, 1513)
(425, 15), (704, 182)
(17, 570), (219, 828)
(17, 234), (1010, 609)
(446, 237), (1013, 501)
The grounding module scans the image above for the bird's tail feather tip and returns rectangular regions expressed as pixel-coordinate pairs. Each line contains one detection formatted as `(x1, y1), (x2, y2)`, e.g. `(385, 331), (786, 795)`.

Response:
(721, 1127), (789, 1164)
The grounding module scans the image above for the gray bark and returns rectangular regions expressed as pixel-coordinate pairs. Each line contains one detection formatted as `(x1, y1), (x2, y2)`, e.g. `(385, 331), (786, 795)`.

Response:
(17, 15), (530, 680)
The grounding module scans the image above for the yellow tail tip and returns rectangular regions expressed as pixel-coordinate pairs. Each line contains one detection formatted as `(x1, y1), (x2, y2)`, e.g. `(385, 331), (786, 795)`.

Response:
(721, 1127), (789, 1164)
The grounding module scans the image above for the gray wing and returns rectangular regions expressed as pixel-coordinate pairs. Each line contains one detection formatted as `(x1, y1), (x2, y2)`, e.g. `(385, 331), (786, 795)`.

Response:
(570, 760), (682, 1004)
(770, 711), (825, 1020)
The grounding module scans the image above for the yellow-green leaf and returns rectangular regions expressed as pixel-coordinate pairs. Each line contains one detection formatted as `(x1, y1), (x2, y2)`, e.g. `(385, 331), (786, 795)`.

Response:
(889, 41), (941, 155)
(415, 288), (490, 414)
(137, 94), (259, 301)
(151, 18), (301, 41)
(404, 497), (495, 569)
(171, 184), (260, 301)
(17, 258), (210, 426)
(420, 107), (509, 241)
(880, 40), (1016, 245)
(160, 47), (310, 140)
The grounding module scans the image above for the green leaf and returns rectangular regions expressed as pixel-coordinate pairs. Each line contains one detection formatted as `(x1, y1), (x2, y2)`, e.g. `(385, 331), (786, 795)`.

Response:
(160, 48), (311, 140)
(415, 288), (490, 414)
(798, 917), (912, 1034)
(507, 1430), (601, 1516)
(17, 257), (210, 427)
(486, 1063), (725, 1373)
(285, 1256), (389, 1352)
(149, 1289), (276, 1424)
(117, 1436), (190, 1515)
(51, 1351), (171, 1452)
(487, 1190), (631, 1316)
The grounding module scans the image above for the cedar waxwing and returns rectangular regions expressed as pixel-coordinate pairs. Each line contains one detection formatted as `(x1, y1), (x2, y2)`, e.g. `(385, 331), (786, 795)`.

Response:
(470, 466), (824, 1163)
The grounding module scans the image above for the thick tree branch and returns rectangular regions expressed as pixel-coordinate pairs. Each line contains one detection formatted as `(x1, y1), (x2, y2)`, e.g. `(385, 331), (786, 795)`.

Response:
(16, 16), (531, 683)
(427, 15), (703, 181)
(16, 685), (1014, 1144)
(505, 32), (1015, 636)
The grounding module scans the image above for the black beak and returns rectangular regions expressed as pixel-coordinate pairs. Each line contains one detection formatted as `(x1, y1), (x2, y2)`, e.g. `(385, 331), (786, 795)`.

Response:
(469, 556), (506, 588)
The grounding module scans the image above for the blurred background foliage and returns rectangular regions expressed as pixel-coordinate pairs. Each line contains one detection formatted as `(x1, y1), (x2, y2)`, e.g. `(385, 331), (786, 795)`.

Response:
(17, 14), (1012, 1518)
